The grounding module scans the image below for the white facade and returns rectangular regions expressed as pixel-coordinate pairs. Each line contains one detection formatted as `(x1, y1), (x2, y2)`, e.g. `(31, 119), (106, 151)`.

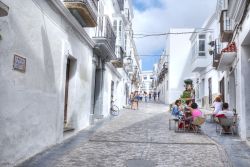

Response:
(156, 51), (169, 104)
(165, 29), (194, 104)
(140, 71), (153, 94)
(190, 14), (222, 109)
(0, 0), (138, 166)
(214, 0), (250, 141)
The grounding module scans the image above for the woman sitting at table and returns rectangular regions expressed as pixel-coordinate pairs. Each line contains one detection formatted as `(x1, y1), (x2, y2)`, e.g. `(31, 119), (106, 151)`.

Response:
(184, 102), (202, 125)
(171, 99), (183, 119)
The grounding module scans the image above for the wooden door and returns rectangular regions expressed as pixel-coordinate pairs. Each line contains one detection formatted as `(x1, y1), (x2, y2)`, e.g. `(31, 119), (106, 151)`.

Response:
(220, 77), (225, 103)
(208, 78), (212, 105)
(64, 59), (70, 126)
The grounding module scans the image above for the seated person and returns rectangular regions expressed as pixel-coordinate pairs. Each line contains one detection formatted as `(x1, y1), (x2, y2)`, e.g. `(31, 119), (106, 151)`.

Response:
(216, 103), (234, 132)
(216, 103), (234, 118)
(184, 100), (193, 118)
(171, 99), (183, 119)
(191, 102), (202, 119)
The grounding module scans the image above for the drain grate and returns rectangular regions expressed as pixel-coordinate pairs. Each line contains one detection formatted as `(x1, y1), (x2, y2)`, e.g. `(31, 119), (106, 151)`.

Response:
(126, 159), (155, 167)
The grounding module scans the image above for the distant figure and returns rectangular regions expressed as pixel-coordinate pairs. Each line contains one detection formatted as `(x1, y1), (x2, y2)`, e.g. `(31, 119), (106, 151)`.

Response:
(158, 91), (160, 100)
(132, 91), (139, 110)
(149, 93), (152, 101)
(144, 92), (148, 102)
(153, 92), (157, 101)
(129, 92), (134, 106)
(139, 92), (143, 101)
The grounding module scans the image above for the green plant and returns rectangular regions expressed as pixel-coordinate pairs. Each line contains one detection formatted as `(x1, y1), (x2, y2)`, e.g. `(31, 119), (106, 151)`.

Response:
(180, 90), (191, 98)
(184, 79), (193, 85)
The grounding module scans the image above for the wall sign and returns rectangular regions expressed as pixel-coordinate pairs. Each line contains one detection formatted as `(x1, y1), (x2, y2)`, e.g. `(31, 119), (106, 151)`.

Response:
(13, 54), (26, 72)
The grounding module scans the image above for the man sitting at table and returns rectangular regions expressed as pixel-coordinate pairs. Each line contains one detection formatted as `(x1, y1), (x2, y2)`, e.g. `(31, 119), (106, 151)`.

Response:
(216, 103), (234, 132)
(216, 103), (234, 118)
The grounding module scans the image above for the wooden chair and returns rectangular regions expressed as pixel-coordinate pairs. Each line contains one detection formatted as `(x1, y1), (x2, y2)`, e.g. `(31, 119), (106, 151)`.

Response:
(218, 117), (235, 135)
(190, 117), (206, 133)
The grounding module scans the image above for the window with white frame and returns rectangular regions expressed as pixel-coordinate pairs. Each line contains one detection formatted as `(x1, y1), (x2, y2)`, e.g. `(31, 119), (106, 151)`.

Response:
(119, 20), (122, 40)
(113, 20), (117, 35)
(198, 34), (206, 56)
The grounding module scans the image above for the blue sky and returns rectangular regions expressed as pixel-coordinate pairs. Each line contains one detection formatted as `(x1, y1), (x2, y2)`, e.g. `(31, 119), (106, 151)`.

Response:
(132, 0), (217, 71)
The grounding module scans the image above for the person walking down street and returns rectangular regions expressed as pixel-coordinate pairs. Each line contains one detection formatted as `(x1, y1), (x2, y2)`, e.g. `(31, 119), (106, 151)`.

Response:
(158, 91), (160, 101)
(139, 92), (143, 101)
(149, 93), (152, 101)
(144, 92), (148, 102)
(153, 92), (157, 101)
(132, 91), (139, 110)
(129, 92), (134, 108)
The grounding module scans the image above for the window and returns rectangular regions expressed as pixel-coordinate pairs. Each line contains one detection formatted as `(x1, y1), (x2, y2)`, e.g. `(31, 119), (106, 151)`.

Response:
(125, 34), (127, 51)
(113, 20), (117, 35)
(198, 34), (206, 56)
(144, 76), (147, 80)
(119, 20), (122, 39)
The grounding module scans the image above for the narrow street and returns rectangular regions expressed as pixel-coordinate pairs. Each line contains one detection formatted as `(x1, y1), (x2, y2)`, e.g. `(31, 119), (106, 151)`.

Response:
(18, 102), (230, 167)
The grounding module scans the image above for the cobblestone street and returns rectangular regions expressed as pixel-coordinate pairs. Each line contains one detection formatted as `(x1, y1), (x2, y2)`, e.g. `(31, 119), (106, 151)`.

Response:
(18, 102), (230, 167)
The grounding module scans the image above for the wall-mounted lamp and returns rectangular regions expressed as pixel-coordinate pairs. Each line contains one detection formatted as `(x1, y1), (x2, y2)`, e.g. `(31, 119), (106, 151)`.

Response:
(0, 1), (9, 17)
(208, 41), (215, 47)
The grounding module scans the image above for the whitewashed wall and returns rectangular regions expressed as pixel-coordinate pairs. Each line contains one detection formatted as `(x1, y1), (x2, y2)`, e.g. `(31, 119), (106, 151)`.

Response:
(0, 0), (94, 166)
(167, 29), (193, 104)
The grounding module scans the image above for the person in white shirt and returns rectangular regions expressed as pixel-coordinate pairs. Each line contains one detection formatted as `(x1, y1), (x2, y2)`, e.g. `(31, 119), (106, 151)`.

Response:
(216, 103), (234, 118)
(216, 102), (235, 132)
(212, 96), (223, 115)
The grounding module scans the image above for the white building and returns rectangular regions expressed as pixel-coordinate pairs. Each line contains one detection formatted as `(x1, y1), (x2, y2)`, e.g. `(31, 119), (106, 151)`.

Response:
(140, 71), (154, 94)
(0, 0), (138, 166)
(156, 51), (169, 104)
(213, 0), (250, 142)
(162, 29), (194, 104)
(190, 13), (222, 109)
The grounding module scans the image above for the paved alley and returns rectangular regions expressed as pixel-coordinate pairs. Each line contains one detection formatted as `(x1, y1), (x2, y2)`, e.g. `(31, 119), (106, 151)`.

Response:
(18, 103), (230, 167)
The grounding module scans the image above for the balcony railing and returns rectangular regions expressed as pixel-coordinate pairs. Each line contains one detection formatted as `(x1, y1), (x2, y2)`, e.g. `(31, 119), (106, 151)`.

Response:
(213, 39), (222, 68)
(123, 8), (130, 19)
(93, 15), (116, 61)
(63, 0), (97, 27)
(217, 42), (237, 71)
(112, 46), (124, 68)
(117, 0), (124, 11)
(220, 10), (233, 42)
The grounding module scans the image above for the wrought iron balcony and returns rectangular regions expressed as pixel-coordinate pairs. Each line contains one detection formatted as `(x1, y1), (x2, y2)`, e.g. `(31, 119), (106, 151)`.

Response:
(123, 8), (130, 19)
(117, 0), (124, 11)
(213, 39), (221, 68)
(220, 10), (233, 42)
(217, 42), (237, 71)
(93, 15), (116, 61)
(63, 0), (97, 27)
(0, 1), (9, 17)
(112, 46), (124, 68)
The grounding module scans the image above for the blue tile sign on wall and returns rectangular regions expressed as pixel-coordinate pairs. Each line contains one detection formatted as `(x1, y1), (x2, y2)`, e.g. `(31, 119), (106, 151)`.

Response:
(13, 54), (26, 72)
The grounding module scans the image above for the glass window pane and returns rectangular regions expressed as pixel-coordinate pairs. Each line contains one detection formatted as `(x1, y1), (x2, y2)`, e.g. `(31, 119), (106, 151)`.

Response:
(199, 40), (205, 52)
(199, 34), (206, 39)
